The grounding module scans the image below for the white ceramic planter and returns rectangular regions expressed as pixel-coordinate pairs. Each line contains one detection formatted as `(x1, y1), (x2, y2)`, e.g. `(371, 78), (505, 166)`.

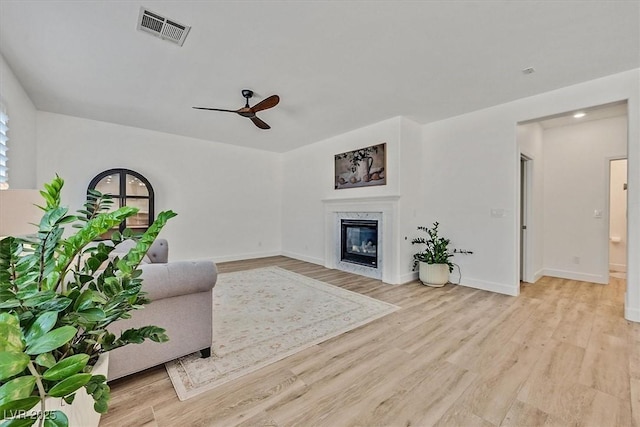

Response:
(418, 262), (449, 287)
(44, 352), (109, 427)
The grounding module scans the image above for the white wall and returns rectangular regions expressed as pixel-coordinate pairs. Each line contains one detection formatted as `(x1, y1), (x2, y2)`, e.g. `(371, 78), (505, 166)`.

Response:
(35, 112), (282, 262)
(419, 69), (639, 303)
(517, 122), (545, 282)
(542, 116), (627, 284)
(0, 53), (37, 189)
(421, 107), (519, 295)
(610, 159), (628, 272)
(281, 116), (424, 284)
(281, 117), (404, 266)
(398, 117), (425, 282)
(0, 189), (41, 236)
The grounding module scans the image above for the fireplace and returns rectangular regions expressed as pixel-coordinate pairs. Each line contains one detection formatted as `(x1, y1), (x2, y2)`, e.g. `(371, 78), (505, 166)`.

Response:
(341, 219), (378, 267)
(324, 197), (399, 283)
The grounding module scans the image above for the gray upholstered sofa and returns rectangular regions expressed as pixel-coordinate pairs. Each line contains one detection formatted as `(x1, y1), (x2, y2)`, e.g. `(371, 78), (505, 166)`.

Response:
(106, 239), (217, 380)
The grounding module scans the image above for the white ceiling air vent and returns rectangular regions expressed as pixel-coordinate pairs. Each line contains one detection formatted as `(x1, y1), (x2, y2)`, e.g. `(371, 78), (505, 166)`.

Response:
(137, 8), (190, 46)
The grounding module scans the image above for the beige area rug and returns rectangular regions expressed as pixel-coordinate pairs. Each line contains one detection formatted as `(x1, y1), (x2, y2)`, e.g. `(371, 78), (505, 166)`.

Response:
(165, 266), (399, 401)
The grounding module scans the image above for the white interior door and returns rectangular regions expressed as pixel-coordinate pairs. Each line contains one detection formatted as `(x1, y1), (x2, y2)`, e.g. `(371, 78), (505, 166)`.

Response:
(520, 156), (530, 282)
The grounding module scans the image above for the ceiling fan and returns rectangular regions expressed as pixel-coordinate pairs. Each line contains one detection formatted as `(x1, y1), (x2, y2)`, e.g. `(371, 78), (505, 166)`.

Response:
(193, 89), (280, 130)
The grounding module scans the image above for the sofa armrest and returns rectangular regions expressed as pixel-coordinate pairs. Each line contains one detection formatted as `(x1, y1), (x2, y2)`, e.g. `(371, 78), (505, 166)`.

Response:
(139, 260), (217, 301)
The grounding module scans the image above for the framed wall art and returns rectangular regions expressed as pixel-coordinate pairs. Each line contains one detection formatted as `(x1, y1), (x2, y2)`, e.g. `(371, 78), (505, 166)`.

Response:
(334, 143), (386, 189)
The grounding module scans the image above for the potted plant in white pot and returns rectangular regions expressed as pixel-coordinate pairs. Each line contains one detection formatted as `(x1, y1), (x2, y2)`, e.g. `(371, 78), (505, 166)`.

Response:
(0, 175), (175, 427)
(411, 221), (454, 287)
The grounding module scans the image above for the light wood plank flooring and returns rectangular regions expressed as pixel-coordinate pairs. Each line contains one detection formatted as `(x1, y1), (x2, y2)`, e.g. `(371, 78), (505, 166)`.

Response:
(100, 256), (638, 426)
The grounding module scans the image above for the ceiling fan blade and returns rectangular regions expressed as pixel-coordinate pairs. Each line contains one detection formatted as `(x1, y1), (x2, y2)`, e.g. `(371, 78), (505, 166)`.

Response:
(192, 107), (239, 114)
(236, 106), (254, 118)
(251, 95), (280, 112)
(250, 116), (271, 130)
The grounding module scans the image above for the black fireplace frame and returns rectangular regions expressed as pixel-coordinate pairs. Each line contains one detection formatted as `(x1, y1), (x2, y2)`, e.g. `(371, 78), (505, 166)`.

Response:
(340, 219), (378, 267)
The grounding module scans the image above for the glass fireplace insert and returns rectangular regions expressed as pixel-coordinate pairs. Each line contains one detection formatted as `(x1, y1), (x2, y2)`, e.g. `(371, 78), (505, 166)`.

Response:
(341, 219), (378, 267)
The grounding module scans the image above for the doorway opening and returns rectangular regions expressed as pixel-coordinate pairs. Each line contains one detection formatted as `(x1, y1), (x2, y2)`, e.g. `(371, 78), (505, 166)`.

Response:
(609, 158), (627, 280)
(517, 100), (628, 289)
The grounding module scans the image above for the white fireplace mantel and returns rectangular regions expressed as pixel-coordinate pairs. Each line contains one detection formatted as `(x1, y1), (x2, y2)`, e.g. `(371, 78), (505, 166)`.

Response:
(322, 195), (401, 284)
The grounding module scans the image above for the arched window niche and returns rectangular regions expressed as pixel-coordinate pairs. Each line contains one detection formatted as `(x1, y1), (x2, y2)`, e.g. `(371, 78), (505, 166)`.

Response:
(88, 169), (155, 238)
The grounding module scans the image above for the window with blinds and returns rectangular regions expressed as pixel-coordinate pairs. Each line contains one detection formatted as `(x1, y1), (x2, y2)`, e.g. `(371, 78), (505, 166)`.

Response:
(0, 105), (8, 190)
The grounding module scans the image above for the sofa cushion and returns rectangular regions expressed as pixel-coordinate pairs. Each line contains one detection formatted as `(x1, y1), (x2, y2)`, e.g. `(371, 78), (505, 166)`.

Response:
(145, 239), (168, 263)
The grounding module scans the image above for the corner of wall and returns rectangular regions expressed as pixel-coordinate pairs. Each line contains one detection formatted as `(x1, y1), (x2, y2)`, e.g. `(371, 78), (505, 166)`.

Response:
(625, 303), (640, 323)
(0, 52), (38, 189)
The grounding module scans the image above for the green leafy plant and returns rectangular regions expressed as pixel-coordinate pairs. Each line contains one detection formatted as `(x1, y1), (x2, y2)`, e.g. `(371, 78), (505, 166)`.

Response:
(0, 176), (175, 426)
(411, 221), (454, 272)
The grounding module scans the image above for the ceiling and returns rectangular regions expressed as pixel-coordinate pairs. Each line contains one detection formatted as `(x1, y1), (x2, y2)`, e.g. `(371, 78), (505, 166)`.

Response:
(534, 101), (628, 130)
(0, 1), (638, 153)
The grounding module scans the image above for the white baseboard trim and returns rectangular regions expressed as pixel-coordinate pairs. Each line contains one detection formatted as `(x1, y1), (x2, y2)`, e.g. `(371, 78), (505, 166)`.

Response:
(610, 263), (627, 273)
(210, 250), (282, 264)
(625, 306), (640, 323)
(280, 251), (324, 266)
(542, 268), (608, 285)
(524, 269), (544, 284)
(459, 277), (519, 296)
(399, 271), (419, 284)
(533, 269), (544, 282)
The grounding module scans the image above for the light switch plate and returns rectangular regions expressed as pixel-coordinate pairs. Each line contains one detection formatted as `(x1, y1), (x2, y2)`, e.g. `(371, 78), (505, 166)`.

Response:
(491, 208), (505, 218)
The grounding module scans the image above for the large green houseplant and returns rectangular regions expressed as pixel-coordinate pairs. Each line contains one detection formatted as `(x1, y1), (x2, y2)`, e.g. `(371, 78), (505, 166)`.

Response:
(411, 221), (454, 287)
(0, 176), (175, 426)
